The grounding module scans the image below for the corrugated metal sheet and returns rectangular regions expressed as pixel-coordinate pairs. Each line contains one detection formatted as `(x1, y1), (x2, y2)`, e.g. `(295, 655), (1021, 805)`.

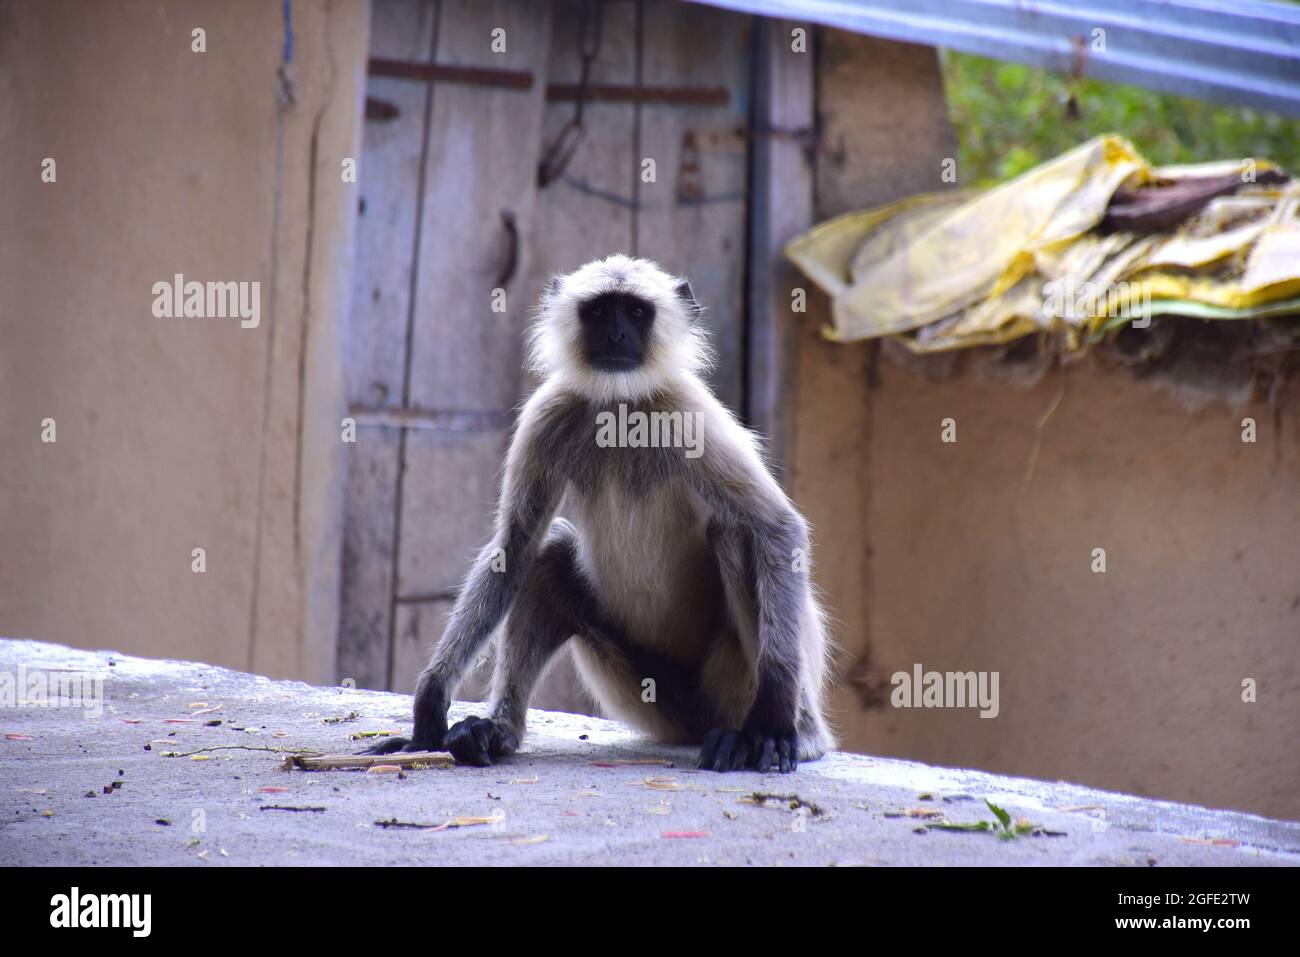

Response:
(688, 0), (1300, 116)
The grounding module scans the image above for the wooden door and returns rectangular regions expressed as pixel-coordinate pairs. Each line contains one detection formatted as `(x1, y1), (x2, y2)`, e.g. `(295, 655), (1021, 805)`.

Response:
(339, 0), (752, 709)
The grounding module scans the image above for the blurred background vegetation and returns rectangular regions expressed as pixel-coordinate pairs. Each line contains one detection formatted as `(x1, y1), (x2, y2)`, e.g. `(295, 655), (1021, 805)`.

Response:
(939, 51), (1300, 187)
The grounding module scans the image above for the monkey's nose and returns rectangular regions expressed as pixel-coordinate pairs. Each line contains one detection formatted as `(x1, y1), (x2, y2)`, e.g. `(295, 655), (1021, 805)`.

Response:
(609, 330), (625, 343)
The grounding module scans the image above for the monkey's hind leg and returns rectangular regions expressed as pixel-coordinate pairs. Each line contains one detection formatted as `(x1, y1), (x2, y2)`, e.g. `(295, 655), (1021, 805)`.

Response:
(441, 519), (592, 767)
(454, 520), (714, 762)
(359, 520), (578, 761)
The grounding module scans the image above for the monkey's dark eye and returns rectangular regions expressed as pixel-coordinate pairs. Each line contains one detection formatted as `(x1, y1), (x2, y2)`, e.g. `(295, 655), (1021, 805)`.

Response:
(631, 306), (644, 318)
(589, 305), (603, 318)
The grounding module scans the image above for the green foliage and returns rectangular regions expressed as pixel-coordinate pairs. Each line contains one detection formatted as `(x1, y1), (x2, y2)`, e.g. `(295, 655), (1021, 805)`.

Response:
(986, 799), (1013, 831)
(940, 50), (1300, 188)
(922, 800), (1056, 841)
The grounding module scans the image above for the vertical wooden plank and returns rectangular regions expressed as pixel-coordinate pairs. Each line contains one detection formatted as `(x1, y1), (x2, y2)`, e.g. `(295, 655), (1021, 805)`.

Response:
(396, 429), (506, 597)
(338, 0), (437, 689)
(636, 2), (751, 414)
(339, 428), (403, 689)
(391, 599), (456, 701)
(406, 0), (553, 416)
(392, 0), (554, 694)
(518, 0), (637, 323)
(345, 1), (439, 410)
(746, 17), (813, 476)
(507, 0), (641, 714)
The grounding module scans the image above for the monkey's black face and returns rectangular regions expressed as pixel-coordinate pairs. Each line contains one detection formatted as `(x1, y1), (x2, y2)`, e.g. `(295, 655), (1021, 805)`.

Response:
(578, 292), (655, 371)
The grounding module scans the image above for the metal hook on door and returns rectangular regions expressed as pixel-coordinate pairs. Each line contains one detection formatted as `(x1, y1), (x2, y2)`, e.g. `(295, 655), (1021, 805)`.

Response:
(495, 209), (519, 290)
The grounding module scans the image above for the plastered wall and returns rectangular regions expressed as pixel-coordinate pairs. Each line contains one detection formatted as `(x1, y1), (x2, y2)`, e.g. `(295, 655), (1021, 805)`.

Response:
(828, 358), (1300, 820)
(0, 0), (369, 683)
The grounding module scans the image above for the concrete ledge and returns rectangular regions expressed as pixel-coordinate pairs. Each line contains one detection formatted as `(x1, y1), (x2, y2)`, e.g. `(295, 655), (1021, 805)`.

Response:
(2, 639), (1296, 866)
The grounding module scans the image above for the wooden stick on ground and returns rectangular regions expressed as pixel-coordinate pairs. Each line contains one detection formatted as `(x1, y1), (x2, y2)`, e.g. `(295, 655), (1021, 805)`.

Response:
(281, 751), (454, 771)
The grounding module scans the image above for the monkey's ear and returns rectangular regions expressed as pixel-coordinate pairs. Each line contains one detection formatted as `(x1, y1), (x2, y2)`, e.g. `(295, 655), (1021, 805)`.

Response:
(546, 275), (563, 297)
(674, 280), (703, 321)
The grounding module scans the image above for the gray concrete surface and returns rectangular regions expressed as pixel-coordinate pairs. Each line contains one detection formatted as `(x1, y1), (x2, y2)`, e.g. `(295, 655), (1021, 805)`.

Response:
(2, 638), (1297, 866)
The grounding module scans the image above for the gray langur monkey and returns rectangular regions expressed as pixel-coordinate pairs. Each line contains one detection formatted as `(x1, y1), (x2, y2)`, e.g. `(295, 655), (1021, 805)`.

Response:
(365, 255), (835, 772)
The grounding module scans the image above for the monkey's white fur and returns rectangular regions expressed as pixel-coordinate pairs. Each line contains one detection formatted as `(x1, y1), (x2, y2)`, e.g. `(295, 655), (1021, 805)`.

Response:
(528, 254), (716, 404)
(515, 255), (837, 761)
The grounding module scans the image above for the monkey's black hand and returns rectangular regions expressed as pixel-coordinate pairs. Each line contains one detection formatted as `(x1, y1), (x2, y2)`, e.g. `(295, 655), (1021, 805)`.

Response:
(360, 737), (408, 756)
(745, 725), (798, 774)
(443, 717), (518, 767)
(699, 728), (753, 772)
(700, 721), (799, 773)
(358, 733), (443, 756)
(734, 688), (799, 772)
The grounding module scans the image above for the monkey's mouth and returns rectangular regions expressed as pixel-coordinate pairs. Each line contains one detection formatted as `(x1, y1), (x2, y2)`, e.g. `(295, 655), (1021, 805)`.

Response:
(590, 356), (643, 371)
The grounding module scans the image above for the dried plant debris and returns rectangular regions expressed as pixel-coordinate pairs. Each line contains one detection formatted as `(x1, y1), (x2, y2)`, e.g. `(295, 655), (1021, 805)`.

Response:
(282, 751), (453, 771)
(736, 792), (827, 818)
(321, 711), (361, 724)
(162, 744), (323, 759)
(889, 314), (1300, 412)
(509, 834), (549, 846)
(374, 809), (505, 832)
(1103, 169), (1289, 233)
(902, 807), (945, 820)
(349, 729), (403, 741)
(259, 805), (327, 813)
(1180, 836), (1240, 848)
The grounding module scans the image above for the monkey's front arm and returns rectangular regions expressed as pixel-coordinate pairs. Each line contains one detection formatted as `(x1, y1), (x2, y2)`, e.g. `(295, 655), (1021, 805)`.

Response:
(363, 422), (562, 757)
(692, 456), (810, 773)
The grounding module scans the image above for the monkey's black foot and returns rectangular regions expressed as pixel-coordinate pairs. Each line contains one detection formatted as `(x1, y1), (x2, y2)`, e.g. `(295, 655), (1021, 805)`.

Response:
(698, 729), (753, 772)
(443, 717), (518, 767)
(358, 734), (441, 756)
(747, 727), (798, 774)
(698, 727), (799, 773)
(360, 736), (408, 756)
